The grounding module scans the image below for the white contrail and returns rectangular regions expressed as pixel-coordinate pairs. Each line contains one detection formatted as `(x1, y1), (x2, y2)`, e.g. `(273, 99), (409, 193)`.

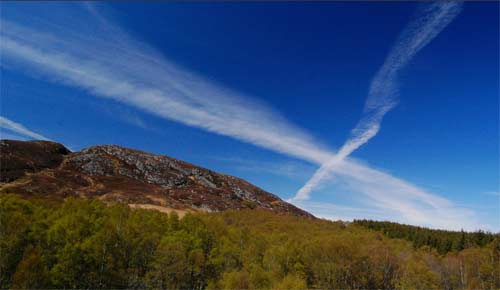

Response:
(0, 116), (51, 141)
(293, 2), (463, 202)
(0, 4), (480, 230)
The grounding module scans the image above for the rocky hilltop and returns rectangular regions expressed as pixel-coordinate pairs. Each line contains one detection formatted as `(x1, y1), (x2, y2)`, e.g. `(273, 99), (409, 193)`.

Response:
(0, 140), (312, 218)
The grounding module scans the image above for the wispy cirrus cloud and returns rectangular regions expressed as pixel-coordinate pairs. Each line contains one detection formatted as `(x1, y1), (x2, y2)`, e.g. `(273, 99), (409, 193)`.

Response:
(0, 3), (480, 230)
(293, 2), (463, 202)
(292, 200), (387, 222)
(483, 191), (500, 197)
(331, 158), (477, 230)
(0, 18), (332, 166)
(211, 156), (316, 180)
(0, 116), (51, 141)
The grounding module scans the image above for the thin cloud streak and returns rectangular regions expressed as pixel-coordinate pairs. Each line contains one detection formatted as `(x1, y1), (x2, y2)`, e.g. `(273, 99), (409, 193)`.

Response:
(483, 191), (500, 197)
(0, 5), (480, 230)
(293, 200), (386, 221)
(0, 116), (51, 141)
(333, 159), (478, 230)
(293, 2), (463, 202)
(1, 19), (332, 166)
(211, 156), (316, 180)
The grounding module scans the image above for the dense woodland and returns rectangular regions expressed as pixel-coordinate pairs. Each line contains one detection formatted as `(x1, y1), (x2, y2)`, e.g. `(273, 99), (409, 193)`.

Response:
(1, 195), (499, 289)
(353, 220), (497, 255)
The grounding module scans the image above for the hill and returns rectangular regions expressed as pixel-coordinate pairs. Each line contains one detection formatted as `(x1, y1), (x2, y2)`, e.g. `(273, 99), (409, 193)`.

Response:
(0, 139), (311, 218)
(0, 140), (499, 289)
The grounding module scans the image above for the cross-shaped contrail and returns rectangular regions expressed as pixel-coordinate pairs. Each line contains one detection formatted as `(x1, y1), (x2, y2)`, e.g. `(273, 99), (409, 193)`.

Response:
(293, 2), (463, 202)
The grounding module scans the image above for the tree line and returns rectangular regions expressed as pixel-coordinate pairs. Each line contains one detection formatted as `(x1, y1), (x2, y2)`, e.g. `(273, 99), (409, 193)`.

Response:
(1, 195), (498, 289)
(353, 219), (498, 255)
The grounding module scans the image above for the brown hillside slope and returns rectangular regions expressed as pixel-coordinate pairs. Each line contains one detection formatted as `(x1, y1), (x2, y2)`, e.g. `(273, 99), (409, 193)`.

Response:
(0, 140), (312, 218)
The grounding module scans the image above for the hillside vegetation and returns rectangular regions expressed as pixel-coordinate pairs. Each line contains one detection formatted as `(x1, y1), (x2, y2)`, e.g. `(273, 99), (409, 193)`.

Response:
(1, 195), (498, 289)
(0, 140), (311, 217)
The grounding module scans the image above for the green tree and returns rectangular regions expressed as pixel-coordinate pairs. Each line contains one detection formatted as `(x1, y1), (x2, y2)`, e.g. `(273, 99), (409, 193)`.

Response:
(12, 246), (49, 289)
(273, 274), (307, 290)
(396, 259), (440, 290)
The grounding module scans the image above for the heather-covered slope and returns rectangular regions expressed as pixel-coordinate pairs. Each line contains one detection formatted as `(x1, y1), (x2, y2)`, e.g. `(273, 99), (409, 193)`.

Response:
(0, 140), (70, 183)
(0, 140), (311, 218)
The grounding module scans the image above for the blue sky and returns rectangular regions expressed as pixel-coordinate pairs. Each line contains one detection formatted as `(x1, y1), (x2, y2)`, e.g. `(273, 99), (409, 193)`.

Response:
(1, 2), (498, 231)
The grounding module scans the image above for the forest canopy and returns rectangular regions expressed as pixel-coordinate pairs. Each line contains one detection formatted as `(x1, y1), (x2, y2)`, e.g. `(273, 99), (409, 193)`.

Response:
(353, 219), (497, 255)
(0, 194), (498, 289)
